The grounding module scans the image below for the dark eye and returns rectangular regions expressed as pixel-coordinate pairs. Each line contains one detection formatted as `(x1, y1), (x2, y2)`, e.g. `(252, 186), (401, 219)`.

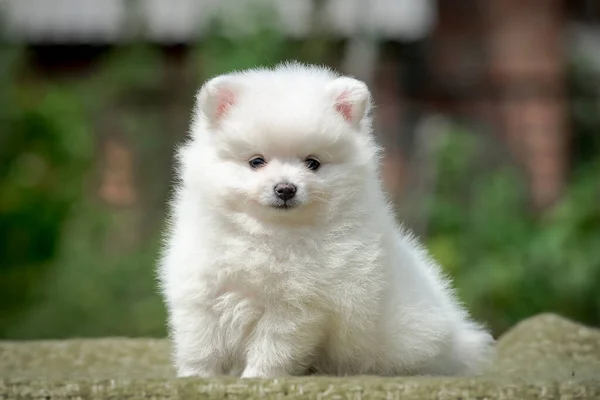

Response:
(249, 156), (267, 169)
(304, 157), (321, 171)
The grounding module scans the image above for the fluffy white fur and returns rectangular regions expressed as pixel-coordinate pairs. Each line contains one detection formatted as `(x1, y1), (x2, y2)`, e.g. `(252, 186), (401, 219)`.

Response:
(158, 62), (495, 379)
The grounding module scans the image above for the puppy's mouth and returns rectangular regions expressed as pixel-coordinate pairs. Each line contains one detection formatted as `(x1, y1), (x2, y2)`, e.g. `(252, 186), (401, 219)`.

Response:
(271, 200), (300, 210)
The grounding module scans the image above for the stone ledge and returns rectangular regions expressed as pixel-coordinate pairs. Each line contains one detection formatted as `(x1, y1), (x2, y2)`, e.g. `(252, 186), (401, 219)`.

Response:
(2, 377), (600, 400)
(1, 313), (599, 399)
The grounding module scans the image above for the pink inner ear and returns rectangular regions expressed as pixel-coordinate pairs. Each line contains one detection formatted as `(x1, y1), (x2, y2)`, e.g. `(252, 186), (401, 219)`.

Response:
(216, 89), (236, 120)
(335, 93), (353, 122)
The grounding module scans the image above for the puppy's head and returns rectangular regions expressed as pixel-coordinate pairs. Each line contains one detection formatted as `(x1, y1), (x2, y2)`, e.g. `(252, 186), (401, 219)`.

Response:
(182, 63), (379, 225)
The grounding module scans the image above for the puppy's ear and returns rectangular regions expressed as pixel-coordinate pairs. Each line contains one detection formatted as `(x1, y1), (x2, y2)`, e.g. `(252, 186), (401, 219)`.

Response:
(196, 76), (240, 126)
(327, 77), (371, 126)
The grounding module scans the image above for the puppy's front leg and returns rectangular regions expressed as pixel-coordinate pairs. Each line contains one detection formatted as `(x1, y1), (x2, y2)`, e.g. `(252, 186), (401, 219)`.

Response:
(170, 305), (228, 377)
(241, 307), (325, 378)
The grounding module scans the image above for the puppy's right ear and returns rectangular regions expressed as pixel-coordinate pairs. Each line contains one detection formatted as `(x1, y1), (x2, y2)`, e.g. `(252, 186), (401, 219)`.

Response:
(196, 76), (240, 127)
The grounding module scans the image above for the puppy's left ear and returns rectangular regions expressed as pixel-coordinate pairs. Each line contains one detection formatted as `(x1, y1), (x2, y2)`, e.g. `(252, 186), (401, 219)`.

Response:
(327, 77), (371, 126)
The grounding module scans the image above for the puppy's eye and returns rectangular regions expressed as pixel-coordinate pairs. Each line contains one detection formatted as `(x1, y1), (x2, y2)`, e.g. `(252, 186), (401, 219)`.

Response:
(304, 157), (321, 171)
(249, 156), (267, 169)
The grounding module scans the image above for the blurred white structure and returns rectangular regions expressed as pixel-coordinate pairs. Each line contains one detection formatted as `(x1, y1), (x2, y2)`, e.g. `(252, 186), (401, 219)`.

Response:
(0, 0), (435, 43)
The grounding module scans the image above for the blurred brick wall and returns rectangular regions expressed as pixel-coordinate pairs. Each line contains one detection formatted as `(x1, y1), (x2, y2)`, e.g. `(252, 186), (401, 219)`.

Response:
(485, 0), (568, 210)
(423, 0), (569, 211)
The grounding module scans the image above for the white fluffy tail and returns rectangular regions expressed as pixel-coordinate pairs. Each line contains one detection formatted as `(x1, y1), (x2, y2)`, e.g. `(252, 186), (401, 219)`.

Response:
(445, 323), (496, 375)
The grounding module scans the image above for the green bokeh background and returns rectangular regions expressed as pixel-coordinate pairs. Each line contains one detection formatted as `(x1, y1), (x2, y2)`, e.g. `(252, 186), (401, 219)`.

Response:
(1, 16), (599, 340)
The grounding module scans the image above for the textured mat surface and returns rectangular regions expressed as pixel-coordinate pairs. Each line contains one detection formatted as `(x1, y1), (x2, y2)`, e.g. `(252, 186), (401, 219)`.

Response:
(1, 313), (600, 399)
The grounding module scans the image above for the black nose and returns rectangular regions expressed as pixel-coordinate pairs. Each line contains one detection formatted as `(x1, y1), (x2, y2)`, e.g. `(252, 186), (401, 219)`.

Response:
(274, 182), (297, 201)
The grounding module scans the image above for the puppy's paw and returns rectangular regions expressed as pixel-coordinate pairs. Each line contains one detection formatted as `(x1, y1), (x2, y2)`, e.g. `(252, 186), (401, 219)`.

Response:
(177, 366), (221, 378)
(241, 366), (289, 379)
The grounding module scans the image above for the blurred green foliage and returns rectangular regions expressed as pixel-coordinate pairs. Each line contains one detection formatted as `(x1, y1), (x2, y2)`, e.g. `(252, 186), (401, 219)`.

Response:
(0, 42), (168, 338)
(426, 130), (600, 334)
(0, 45), (93, 332)
(0, 19), (599, 339)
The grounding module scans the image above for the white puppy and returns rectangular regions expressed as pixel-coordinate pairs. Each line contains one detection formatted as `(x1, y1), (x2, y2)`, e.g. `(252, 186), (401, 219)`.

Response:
(159, 62), (494, 378)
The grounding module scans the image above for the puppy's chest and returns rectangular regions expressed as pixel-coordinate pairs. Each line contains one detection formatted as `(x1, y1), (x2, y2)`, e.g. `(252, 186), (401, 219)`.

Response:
(207, 236), (324, 305)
